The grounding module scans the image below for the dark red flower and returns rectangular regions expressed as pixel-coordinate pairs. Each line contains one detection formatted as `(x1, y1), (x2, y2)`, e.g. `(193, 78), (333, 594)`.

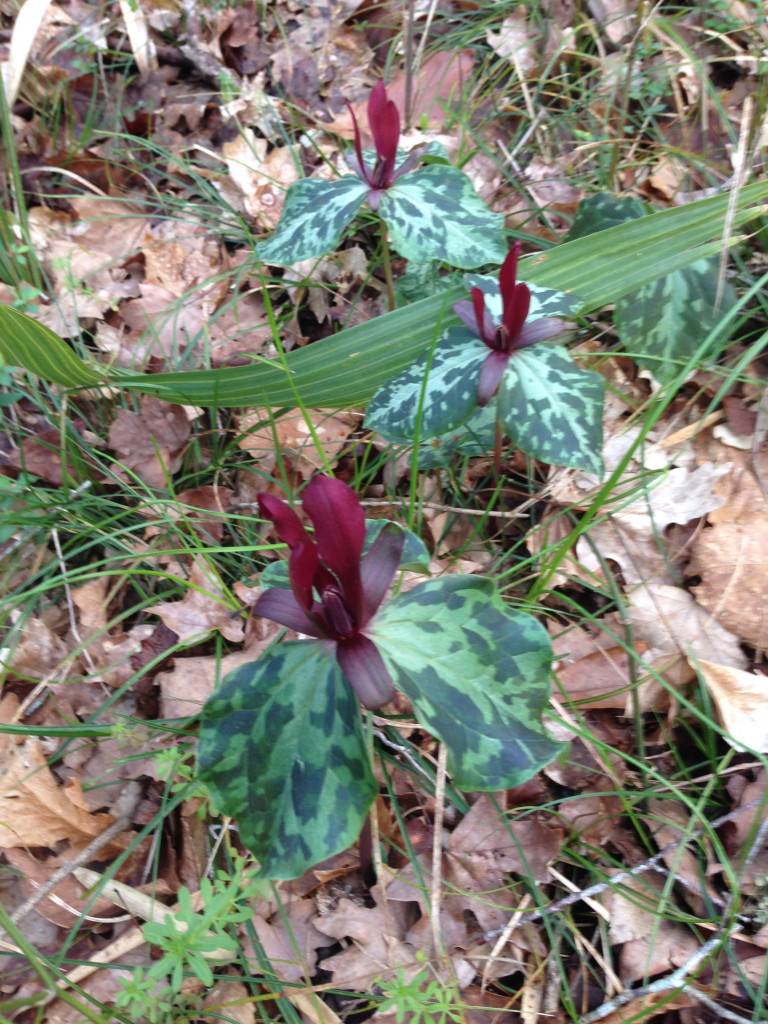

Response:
(345, 80), (424, 211)
(453, 243), (565, 405)
(254, 476), (405, 709)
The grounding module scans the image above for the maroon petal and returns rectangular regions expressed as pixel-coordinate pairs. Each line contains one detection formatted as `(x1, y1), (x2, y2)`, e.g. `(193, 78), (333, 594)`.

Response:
(254, 588), (326, 637)
(503, 282), (530, 345)
(499, 243), (521, 307)
(391, 144), (425, 181)
(453, 289), (495, 343)
(336, 634), (395, 709)
(303, 476), (366, 619)
(360, 522), (405, 624)
(477, 350), (509, 406)
(288, 539), (319, 612)
(517, 317), (566, 350)
(368, 79), (399, 185)
(345, 100), (372, 187)
(258, 493), (309, 548)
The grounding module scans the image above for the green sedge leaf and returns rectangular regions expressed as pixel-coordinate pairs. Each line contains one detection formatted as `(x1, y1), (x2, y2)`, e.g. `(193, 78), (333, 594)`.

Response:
(498, 346), (604, 474)
(364, 325), (484, 441)
(257, 177), (369, 265)
(370, 576), (564, 790)
(197, 642), (376, 879)
(380, 166), (507, 268)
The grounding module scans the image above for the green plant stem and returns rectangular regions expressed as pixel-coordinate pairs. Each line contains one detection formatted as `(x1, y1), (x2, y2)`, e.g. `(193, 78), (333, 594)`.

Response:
(380, 226), (396, 311)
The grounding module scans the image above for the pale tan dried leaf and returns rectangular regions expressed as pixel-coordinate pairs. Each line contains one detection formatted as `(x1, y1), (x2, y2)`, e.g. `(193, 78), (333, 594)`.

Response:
(0, 739), (115, 850)
(625, 582), (747, 688)
(152, 557), (244, 644)
(71, 577), (109, 633)
(601, 873), (700, 982)
(695, 660), (768, 752)
(487, 9), (540, 73)
(0, 614), (72, 681)
(575, 463), (730, 585)
(109, 396), (191, 488)
(223, 132), (300, 228)
(202, 979), (256, 1024)
(237, 408), (358, 479)
(587, 0), (636, 44)
(2, 0), (55, 105)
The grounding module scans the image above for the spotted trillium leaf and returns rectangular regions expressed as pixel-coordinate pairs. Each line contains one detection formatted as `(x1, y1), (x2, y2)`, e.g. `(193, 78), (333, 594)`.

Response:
(257, 177), (369, 266)
(197, 641), (376, 879)
(380, 166), (507, 269)
(563, 192), (646, 239)
(364, 325), (485, 441)
(614, 258), (735, 386)
(498, 345), (604, 474)
(369, 576), (565, 790)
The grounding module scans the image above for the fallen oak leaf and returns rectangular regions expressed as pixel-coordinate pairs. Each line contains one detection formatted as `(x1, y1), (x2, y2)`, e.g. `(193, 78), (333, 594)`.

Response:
(0, 739), (117, 852)
(152, 557), (245, 644)
(693, 660), (768, 752)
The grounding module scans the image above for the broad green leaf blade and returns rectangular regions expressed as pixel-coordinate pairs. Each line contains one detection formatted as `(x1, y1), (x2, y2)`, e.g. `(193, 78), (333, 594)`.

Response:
(564, 192), (646, 239)
(3, 180), (767, 407)
(0, 302), (103, 387)
(197, 642), (376, 878)
(614, 257), (735, 385)
(257, 177), (369, 265)
(381, 166), (507, 268)
(364, 326), (484, 441)
(498, 346), (604, 473)
(370, 576), (564, 790)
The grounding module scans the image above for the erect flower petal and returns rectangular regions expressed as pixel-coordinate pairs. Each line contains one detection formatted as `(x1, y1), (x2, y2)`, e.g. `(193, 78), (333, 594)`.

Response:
(477, 349), (509, 406)
(498, 245), (531, 344)
(253, 587), (325, 637)
(303, 476), (366, 621)
(336, 634), (395, 709)
(345, 99), (372, 187)
(288, 539), (319, 612)
(359, 522), (405, 624)
(368, 79), (399, 185)
(258, 492), (309, 548)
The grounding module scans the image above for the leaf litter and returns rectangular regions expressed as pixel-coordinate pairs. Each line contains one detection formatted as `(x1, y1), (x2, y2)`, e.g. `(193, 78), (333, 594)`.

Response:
(2, 1), (768, 1022)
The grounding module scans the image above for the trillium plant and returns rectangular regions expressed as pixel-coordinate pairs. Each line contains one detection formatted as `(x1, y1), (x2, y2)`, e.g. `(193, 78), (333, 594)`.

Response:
(257, 80), (506, 271)
(197, 475), (564, 879)
(364, 244), (606, 473)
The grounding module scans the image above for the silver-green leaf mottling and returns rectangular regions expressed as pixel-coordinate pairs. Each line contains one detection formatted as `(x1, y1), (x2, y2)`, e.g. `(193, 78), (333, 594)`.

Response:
(370, 576), (565, 790)
(197, 642), (376, 879)
(257, 177), (368, 265)
(380, 166), (507, 268)
(498, 345), (604, 474)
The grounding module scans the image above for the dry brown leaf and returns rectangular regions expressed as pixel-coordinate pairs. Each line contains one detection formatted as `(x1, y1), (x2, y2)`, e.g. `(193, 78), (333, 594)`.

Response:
(601, 872), (700, 982)
(222, 132), (300, 228)
(237, 407), (358, 479)
(587, 0), (636, 44)
(202, 979), (256, 1024)
(575, 463), (730, 586)
(625, 582), (747, 689)
(688, 513), (768, 650)
(486, 8), (541, 73)
(0, 739), (117, 851)
(694, 660), (768, 752)
(108, 396), (192, 488)
(555, 643), (650, 708)
(1, 614), (72, 681)
(152, 557), (245, 644)
(313, 886), (419, 991)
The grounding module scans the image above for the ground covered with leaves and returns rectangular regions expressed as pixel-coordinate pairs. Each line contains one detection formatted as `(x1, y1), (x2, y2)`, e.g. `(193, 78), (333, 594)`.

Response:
(1, 1), (768, 1022)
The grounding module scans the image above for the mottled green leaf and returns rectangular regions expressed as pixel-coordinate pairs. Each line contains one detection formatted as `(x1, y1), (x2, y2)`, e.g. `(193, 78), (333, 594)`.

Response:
(564, 192), (646, 240)
(499, 346), (604, 474)
(380, 166), (506, 268)
(257, 177), (368, 265)
(413, 403), (498, 469)
(197, 642), (376, 879)
(364, 326), (484, 441)
(614, 257), (735, 385)
(370, 576), (564, 790)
